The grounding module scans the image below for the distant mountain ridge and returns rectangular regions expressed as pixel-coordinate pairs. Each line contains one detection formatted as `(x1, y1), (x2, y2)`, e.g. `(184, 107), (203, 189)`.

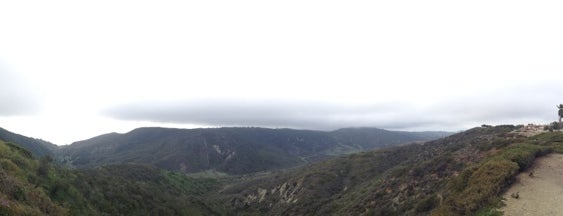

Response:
(55, 127), (451, 174)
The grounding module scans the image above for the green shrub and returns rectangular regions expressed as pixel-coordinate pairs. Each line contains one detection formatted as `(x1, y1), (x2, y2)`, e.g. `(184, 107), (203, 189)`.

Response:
(453, 160), (518, 213)
(448, 167), (476, 192)
(435, 142), (547, 215)
(498, 144), (549, 170)
(415, 194), (438, 213)
(4, 142), (33, 159)
(0, 159), (19, 173)
(474, 206), (503, 216)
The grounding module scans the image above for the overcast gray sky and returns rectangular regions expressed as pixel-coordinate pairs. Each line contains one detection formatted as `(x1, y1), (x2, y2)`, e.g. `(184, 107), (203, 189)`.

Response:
(0, 0), (562, 145)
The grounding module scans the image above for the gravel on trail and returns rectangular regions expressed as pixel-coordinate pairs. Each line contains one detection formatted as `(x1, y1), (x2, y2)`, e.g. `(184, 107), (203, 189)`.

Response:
(500, 153), (563, 216)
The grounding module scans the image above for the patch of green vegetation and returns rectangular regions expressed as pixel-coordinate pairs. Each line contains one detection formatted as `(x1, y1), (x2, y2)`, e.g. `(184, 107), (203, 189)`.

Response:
(415, 194), (438, 213)
(498, 144), (551, 170)
(477, 137), (527, 152)
(445, 159), (518, 214)
(0, 140), (225, 215)
(162, 170), (219, 195)
(434, 133), (558, 215)
(474, 206), (503, 216)
(529, 132), (563, 153)
(0, 127), (57, 157)
(0, 141), (67, 215)
(187, 169), (230, 178)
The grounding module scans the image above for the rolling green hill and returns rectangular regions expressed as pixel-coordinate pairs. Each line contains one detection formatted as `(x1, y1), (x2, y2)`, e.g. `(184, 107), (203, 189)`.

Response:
(56, 127), (450, 174)
(0, 127), (57, 158)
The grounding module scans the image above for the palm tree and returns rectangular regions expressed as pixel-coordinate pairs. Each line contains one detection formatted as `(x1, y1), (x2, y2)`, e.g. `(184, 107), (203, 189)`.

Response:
(558, 104), (563, 124)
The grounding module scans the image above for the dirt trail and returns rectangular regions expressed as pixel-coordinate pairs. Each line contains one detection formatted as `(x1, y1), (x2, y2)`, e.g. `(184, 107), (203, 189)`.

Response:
(500, 153), (563, 216)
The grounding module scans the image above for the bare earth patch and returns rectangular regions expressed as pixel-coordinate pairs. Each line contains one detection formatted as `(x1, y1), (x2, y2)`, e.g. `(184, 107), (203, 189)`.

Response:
(500, 153), (563, 216)
(509, 124), (546, 137)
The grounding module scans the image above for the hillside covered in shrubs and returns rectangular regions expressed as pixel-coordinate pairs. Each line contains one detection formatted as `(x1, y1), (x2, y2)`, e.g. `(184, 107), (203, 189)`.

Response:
(220, 125), (563, 215)
(0, 140), (224, 215)
(1, 125), (562, 215)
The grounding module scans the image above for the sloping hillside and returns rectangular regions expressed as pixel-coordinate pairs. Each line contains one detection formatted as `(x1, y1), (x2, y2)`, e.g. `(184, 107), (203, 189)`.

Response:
(56, 127), (449, 174)
(0, 139), (224, 215)
(0, 127), (57, 157)
(221, 126), (563, 215)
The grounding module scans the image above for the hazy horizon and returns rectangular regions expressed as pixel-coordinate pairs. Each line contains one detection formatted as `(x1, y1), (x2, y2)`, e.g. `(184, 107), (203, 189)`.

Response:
(1, 0), (562, 144)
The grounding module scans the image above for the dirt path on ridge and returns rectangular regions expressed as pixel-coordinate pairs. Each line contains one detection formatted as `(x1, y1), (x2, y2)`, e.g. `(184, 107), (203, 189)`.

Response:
(500, 153), (563, 216)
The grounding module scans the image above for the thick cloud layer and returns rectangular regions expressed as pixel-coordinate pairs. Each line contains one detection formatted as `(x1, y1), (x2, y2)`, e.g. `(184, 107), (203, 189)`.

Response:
(104, 99), (392, 130)
(1, 1), (562, 144)
(104, 82), (562, 131)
